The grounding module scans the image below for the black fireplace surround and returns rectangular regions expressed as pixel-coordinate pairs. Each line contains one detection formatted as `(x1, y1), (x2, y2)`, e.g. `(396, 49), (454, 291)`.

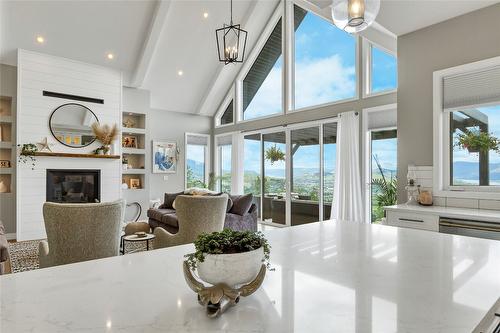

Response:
(46, 169), (100, 203)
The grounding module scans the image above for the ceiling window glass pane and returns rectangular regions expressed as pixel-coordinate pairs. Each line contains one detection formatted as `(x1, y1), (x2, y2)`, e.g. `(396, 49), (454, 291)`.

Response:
(371, 45), (397, 93)
(220, 100), (233, 125)
(294, 5), (356, 110)
(243, 19), (282, 120)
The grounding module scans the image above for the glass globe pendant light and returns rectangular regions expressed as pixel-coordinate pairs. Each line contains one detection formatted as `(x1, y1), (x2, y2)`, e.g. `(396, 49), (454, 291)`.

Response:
(331, 0), (380, 33)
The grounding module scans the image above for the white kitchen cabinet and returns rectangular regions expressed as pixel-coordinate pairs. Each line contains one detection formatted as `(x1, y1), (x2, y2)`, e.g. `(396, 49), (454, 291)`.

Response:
(386, 210), (439, 231)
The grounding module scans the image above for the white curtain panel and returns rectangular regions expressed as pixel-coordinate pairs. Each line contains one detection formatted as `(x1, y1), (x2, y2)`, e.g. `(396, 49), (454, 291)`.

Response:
(332, 111), (364, 223)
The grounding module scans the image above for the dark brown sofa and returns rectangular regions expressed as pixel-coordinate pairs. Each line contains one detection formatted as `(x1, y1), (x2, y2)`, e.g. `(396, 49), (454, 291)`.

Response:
(148, 193), (258, 234)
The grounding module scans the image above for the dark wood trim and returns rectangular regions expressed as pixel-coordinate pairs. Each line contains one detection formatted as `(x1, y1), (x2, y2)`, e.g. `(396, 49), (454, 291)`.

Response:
(43, 91), (104, 104)
(33, 152), (120, 159)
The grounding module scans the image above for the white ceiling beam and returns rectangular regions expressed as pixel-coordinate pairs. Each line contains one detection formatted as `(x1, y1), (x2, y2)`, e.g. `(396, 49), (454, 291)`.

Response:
(129, 0), (172, 88)
(196, 0), (280, 116)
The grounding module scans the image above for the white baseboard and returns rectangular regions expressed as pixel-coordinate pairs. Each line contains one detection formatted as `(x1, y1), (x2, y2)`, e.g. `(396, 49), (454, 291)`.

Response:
(5, 233), (16, 241)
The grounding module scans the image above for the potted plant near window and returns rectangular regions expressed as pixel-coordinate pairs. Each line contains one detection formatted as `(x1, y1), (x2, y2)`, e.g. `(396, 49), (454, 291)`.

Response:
(184, 229), (271, 317)
(455, 129), (500, 154)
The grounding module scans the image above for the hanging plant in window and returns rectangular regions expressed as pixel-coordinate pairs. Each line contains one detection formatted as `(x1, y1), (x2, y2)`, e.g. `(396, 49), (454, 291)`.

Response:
(455, 129), (500, 154)
(265, 145), (285, 165)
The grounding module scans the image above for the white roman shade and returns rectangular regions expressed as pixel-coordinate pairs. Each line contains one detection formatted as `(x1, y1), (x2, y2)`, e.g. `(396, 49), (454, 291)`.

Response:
(186, 134), (208, 146)
(443, 65), (500, 111)
(216, 135), (232, 146)
(367, 108), (397, 130)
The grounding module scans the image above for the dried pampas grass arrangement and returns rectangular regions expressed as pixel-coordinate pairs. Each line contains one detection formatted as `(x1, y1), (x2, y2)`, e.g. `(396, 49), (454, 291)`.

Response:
(91, 122), (119, 147)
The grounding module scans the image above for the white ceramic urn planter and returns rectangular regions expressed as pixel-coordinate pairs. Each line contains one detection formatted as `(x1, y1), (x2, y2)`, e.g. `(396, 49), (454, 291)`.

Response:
(197, 247), (264, 288)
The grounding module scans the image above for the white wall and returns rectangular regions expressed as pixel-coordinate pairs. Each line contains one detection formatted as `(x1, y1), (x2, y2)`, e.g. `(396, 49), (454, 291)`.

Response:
(397, 3), (500, 203)
(123, 87), (212, 202)
(16, 50), (122, 241)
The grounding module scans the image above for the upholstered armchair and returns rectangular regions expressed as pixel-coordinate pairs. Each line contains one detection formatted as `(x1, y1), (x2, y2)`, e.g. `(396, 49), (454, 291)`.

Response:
(153, 195), (227, 249)
(0, 220), (11, 274)
(39, 200), (124, 268)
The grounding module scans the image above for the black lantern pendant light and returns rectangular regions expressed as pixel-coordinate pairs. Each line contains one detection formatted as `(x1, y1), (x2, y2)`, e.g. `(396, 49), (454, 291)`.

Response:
(216, 0), (248, 65)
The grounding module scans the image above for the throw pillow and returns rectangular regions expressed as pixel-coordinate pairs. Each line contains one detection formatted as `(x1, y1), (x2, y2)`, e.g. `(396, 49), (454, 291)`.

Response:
(164, 191), (183, 209)
(230, 194), (253, 216)
(226, 195), (233, 212)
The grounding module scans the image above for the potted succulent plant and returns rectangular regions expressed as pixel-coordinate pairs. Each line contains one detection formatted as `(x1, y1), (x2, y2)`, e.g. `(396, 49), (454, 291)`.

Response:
(455, 129), (500, 154)
(185, 229), (271, 288)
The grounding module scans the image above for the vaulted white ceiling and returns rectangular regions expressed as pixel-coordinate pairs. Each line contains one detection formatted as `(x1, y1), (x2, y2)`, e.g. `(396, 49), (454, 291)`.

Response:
(1, 0), (499, 116)
(0, 0), (156, 82)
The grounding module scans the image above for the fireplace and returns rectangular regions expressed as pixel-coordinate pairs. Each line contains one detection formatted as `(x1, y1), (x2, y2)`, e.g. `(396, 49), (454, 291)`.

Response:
(46, 169), (100, 203)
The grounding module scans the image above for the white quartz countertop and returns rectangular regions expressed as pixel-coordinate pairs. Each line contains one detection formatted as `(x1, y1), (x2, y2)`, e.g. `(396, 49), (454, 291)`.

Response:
(385, 204), (500, 223)
(1, 221), (499, 332)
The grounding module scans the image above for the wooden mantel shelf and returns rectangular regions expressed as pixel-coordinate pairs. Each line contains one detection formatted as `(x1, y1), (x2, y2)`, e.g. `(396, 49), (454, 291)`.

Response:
(33, 152), (120, 159)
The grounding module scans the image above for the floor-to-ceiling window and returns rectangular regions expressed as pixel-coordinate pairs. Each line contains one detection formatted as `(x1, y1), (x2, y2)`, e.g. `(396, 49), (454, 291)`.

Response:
(244, 134), (262, 218)
(242, 119), (338, 226)
(185, 133), (210, 189)
(291, 126), (320, 225)
(263, 131), (287, 224)
(370, 129), (397, 223)
(322, 122), (337, 220)
(216, 135), (232, 193)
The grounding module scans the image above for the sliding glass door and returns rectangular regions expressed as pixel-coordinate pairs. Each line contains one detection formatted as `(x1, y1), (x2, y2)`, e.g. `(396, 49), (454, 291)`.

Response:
(323, 123), (337, 220)
(291, 127), (320, 225)
(370, 129), (397, 223)
(244, 134), (262, 219)
(263, 131), (287, 225)
(215, 135), (232, 193)
(242, 120), (337, 226)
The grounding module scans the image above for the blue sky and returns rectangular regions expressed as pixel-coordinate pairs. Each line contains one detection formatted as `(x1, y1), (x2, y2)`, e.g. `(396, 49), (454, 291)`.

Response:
(244, 9), (397, 120)
(242, 9), (398, 173)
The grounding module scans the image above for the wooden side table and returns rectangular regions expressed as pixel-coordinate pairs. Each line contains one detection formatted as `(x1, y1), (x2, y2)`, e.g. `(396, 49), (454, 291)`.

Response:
(121, 234), (155, 254)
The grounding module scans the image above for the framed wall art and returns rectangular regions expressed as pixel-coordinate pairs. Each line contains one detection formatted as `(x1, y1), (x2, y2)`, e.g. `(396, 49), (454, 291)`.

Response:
(152, 141), (178, 174)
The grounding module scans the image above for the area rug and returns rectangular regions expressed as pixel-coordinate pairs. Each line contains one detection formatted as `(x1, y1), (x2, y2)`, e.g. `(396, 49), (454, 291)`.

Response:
(8, 239), (150, 274)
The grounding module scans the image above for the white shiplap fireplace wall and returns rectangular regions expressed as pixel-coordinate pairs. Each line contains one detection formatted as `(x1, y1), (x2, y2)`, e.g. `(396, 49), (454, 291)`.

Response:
(16, 50), (122, 241)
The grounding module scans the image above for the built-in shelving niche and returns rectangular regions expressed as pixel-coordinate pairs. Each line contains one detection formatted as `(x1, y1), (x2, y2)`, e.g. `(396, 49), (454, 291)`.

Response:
(121, 112), (147, 195)
(0, 96), (13, 194)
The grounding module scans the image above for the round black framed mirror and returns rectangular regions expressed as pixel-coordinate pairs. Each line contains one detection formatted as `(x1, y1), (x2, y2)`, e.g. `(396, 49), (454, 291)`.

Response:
(49, 103), (99, 148)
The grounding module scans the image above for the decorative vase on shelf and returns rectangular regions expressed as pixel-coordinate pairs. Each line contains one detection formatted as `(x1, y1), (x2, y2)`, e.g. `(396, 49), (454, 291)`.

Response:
(0, 180), (7, 193)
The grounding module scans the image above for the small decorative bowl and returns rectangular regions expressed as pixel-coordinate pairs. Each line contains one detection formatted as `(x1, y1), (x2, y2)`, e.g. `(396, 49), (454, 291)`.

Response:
(134, 231), (147, 238)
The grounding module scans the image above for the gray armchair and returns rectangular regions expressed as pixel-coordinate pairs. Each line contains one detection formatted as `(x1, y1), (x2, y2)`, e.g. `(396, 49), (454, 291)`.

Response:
(0, 220), (11, 274)
(39, 200), (124, 268)
(153, 195), (227, 249)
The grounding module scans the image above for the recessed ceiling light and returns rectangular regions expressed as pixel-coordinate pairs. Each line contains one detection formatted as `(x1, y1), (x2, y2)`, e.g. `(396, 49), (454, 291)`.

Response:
(178, 70), (183, 76)
(203, 12), (209, 18)
(36, 36), (45, 44)
(107, 53), (114, 60)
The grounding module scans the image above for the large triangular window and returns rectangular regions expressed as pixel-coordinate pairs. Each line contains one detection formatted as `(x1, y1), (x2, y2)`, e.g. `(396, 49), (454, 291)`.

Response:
(242, 18), (283, 121)
(220, 100), (234, 125)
